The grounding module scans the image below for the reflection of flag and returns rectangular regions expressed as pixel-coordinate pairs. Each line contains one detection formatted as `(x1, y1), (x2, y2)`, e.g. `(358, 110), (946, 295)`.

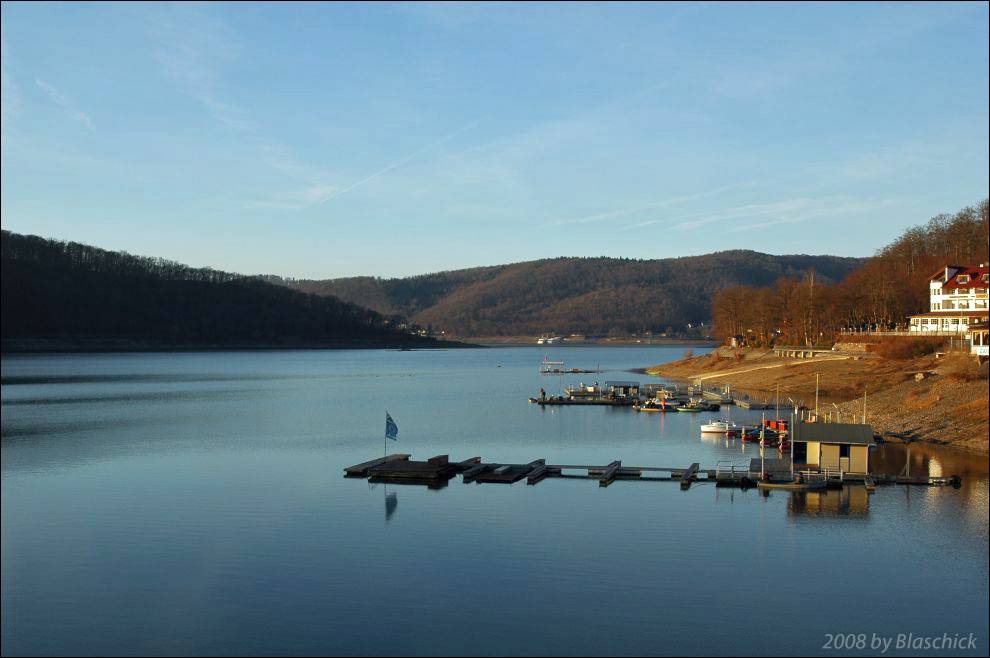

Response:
(385, 412), (398, 441)
(385, 491), (398, 521)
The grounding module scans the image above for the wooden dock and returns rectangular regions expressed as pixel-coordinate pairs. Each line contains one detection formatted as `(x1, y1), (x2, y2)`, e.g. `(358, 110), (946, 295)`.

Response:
(345, 455), (963, 492)
(679, 463), (700, 490)
(344, 453), (411, 477)
(347, 455), (727, 490)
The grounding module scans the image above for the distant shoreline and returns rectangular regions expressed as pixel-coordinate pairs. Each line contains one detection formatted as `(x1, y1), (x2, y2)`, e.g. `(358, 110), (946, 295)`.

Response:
(462, 337), (719, 347)
(1, 336), (476, 353)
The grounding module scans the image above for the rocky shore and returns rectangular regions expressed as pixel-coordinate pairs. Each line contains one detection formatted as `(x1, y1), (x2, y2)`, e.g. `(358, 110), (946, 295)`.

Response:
(647, 348), (988, 454)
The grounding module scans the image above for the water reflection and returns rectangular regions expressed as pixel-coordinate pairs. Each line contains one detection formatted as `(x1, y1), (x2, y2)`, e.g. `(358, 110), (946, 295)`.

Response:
(2, 348), (987, 656)
(787, 486), (870, 517)
(385, 490), (398, 521)
(368, 474), (452, 490)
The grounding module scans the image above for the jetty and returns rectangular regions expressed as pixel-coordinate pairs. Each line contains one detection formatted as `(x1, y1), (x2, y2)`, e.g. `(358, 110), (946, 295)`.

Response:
(344, 454), (961, 491)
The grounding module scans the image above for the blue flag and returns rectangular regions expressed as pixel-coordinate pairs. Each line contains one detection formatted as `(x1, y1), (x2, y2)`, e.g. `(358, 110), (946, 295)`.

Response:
(385, 412), (398, 441)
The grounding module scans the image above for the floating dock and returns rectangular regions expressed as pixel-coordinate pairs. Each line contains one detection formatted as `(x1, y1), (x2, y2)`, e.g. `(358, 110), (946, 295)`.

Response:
(345, 454), (963, 491)
(529, 397), (637, 406)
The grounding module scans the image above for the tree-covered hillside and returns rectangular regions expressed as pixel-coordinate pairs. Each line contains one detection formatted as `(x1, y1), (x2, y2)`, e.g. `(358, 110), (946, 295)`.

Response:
(276, 252), (866, 337)
(2, 231), (439, 349)
(711, 199), (989, 345)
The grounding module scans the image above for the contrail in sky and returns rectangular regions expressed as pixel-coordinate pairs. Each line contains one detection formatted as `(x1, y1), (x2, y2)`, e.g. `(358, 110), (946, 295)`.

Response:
(549, 180), (757, 227)
(318, 120), (479, 203)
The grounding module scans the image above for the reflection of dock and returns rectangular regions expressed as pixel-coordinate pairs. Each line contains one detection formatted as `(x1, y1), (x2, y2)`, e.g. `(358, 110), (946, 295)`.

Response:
(346, 454), (962, 492)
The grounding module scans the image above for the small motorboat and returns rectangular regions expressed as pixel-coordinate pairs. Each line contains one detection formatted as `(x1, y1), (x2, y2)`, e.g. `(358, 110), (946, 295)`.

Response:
(700, 420), (739, 433)
(635, 399), (676, 413)
(677, 400), (718, 412)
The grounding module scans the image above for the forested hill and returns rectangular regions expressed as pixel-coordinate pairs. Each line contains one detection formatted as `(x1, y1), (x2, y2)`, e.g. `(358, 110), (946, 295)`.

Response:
(1, 231), (444, 350)
(273, 252), (866, 337)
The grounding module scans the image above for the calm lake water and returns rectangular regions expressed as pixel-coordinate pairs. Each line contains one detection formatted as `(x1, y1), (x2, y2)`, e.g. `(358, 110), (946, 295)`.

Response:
(2, 346), (988, 656)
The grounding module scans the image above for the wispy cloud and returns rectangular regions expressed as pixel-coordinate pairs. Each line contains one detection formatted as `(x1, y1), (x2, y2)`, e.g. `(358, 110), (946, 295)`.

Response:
(667, 198), (815, 231)
(726, 197), (895, 232)
(149, 7), (346, 211)
(245, 182), (343, 211)
(623, 196), (893, 233)
(315, 120), (479, 204)
(152, 5), (249, 131)
(552, 181), (757, 227)
(1, 31), (19, 145)
(34, 79), (94, 131)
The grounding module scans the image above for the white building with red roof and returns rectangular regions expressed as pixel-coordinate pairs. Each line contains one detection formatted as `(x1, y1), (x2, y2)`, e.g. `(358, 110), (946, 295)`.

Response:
(908, 264), (989, 334)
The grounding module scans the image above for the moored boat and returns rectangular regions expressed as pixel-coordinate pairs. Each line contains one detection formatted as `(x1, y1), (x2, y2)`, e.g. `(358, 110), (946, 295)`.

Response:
(739, 427), (761, 441)
(635, 399), (677, 413)
(700, 420), (740, 433)
(758, 428), (780, 446)
(676, 400), (719, 412)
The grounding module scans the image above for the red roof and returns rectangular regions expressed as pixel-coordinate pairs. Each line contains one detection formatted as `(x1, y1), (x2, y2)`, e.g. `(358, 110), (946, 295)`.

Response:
(934, 265), (989, 290)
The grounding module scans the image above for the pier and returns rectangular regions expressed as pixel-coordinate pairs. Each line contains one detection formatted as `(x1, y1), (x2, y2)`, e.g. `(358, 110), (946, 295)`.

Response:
(344, 454), (962, 490)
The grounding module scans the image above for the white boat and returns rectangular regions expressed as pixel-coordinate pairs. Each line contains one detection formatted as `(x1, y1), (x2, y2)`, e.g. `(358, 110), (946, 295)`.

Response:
(700, 420), (740, 434)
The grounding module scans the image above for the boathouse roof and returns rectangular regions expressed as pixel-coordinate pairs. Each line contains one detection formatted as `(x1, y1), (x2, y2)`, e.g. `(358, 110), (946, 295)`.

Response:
(792, 422), (875, 445)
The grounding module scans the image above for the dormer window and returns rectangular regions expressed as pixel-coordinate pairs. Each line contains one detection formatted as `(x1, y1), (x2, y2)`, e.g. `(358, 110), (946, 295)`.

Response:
(982, 273), (989, 283)
(957, 275), (970, 284)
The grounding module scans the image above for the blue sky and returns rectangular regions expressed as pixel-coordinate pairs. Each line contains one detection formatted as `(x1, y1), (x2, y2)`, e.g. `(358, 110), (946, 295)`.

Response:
(1, 2), (987, 278)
